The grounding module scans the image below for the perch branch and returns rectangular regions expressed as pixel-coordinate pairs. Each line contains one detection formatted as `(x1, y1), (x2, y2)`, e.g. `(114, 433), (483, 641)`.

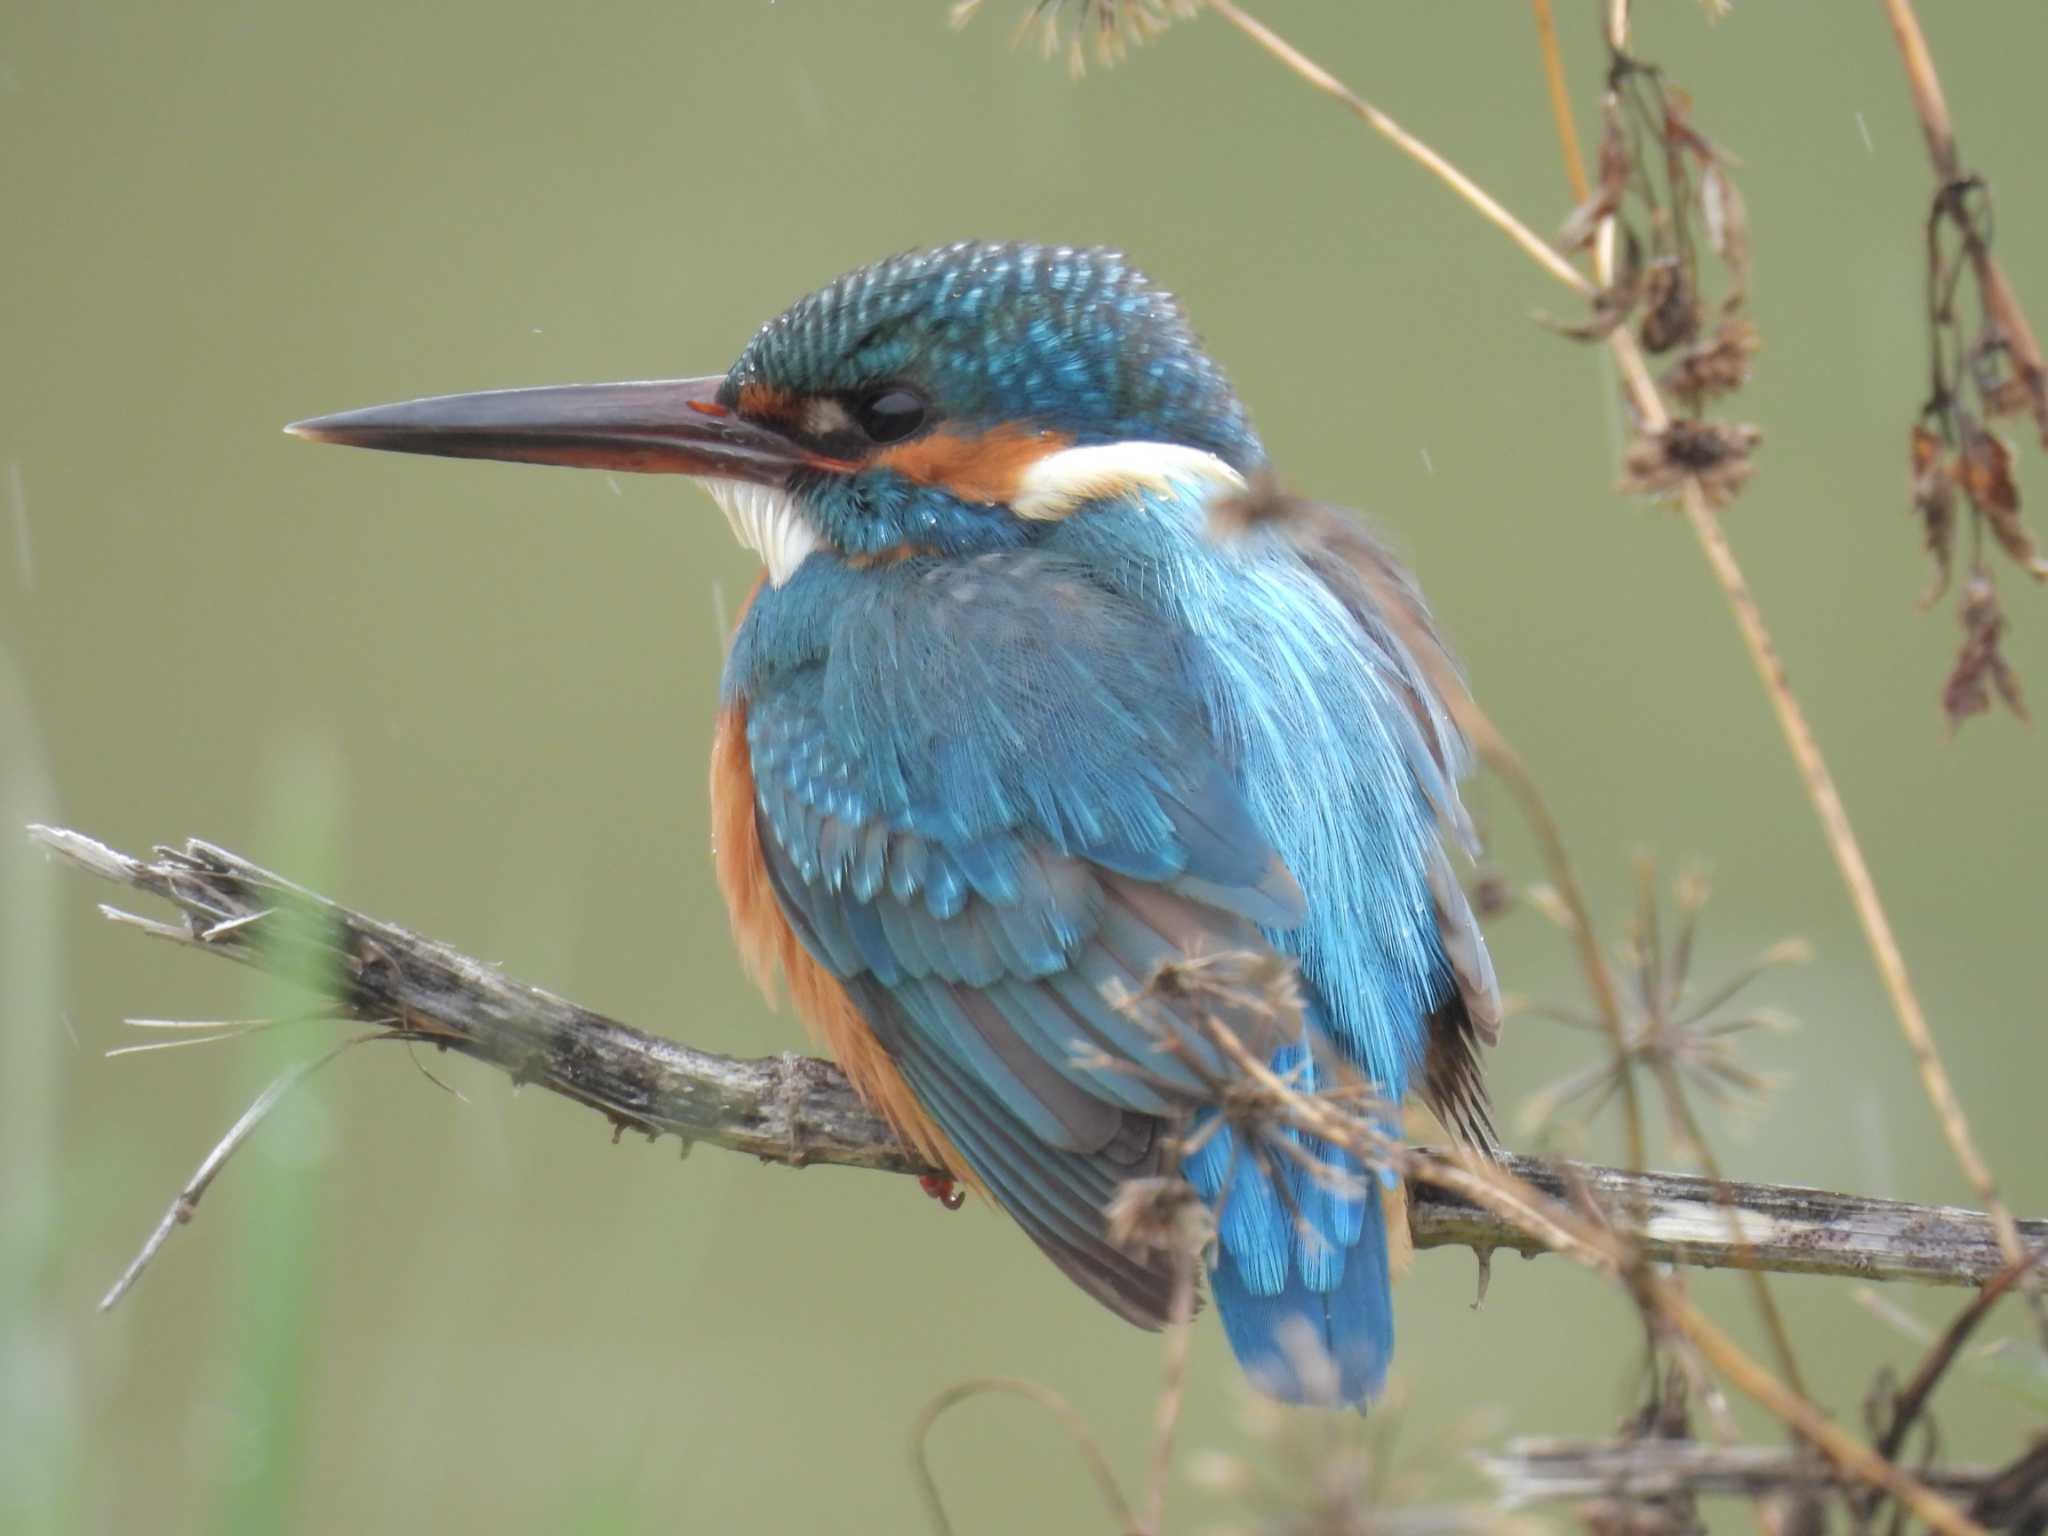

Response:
(1481, 1438), (2039, 1509)
(32, 825), (2043, 1296)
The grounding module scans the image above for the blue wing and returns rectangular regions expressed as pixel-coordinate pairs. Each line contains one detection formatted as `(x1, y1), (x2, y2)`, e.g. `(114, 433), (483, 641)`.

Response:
(733, 551), (1308, 1328)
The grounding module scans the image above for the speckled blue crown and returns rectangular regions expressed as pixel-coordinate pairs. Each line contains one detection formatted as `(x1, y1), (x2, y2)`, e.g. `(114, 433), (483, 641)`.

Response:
(725, 241), (1265, 472)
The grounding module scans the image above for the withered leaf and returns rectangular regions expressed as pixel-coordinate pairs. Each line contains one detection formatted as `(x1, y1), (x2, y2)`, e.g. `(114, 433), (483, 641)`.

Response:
(1620, 420), (1762, 509)
(1958, 421), (2048, 579)
(1944, 575), (2029, 729)
(1910, 422), (1957, 607)
(1699, 161), (1751, 296)
(1557, 101), (1633, 255)
(1663, 314), (1760, 406)
(1661, 85), (1716, 164)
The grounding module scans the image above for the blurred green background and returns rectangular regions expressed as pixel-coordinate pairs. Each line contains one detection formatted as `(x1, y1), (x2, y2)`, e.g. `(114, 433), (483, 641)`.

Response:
(3, 3), (2044, 1532)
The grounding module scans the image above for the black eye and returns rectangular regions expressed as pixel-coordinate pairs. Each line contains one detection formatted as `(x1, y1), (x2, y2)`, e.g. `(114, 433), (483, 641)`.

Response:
(854, 385), (929, 444)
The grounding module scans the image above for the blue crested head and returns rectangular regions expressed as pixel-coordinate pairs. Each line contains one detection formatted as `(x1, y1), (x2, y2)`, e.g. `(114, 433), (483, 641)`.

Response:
(727, 241), (1262, 468)
(717, 241), (1265, 565)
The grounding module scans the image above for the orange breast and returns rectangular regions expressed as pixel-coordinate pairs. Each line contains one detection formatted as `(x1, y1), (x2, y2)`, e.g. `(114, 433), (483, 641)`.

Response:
(710, 694), (962, 1177)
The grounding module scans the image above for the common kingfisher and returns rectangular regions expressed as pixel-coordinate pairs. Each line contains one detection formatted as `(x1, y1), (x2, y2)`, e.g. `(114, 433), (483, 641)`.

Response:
(289, 241), (1500, 1407)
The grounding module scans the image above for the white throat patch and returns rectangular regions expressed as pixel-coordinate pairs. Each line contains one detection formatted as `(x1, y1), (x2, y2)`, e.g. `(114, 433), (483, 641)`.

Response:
(1013, 441), (1246, 521)
(700, 478), (820, 587)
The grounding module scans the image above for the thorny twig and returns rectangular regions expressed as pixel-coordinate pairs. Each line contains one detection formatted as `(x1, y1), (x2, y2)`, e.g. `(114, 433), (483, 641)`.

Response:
(96, 1028), (407, 1311)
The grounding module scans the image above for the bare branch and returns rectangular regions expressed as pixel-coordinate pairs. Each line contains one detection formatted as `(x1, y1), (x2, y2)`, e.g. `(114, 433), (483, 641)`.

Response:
(32, 825), (2045, 1293)
(1480, 1439), (2025, 1507)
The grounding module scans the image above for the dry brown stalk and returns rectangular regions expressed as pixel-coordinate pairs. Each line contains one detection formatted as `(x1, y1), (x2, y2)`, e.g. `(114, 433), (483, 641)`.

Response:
(1203, 0), (1594, 300)
(1529, 0), (1589, 205)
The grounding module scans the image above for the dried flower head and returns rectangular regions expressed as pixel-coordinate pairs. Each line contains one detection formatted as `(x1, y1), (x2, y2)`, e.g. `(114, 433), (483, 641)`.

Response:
(950, 0), (1201, 75)
(1549, 55), (1753, 391)
(1520, 861), (1802, 1153)
(1620, 421), (1762, 510)
(1199, 1379), (1529, 1536)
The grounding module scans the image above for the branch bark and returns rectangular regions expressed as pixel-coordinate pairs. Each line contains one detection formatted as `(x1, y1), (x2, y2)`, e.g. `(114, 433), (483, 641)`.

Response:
(32, 826), (2043, 1288)
(1480, 1438), (2038, 1508)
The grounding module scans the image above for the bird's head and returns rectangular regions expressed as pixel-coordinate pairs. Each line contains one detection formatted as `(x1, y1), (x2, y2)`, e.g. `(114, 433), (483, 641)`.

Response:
(290, 241), (1264, 581)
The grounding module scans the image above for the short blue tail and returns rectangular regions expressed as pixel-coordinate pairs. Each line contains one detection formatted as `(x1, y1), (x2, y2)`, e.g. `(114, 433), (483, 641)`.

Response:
(1183, 1039), (1395, 1408)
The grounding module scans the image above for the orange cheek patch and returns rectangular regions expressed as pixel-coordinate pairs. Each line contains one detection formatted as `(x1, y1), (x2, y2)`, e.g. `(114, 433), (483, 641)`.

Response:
(710, 695), (970, 1185)
(875, 424), (1071, 505)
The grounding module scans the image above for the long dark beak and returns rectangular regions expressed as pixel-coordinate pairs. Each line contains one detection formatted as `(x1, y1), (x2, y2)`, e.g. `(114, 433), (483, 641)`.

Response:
(286, 375), (830, 482)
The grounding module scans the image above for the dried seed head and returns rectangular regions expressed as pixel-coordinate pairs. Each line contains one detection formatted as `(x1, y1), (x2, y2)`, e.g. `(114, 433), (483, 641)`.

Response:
(951, 0), (1200, 75)
(1662, 315), (1760, 407)
(1620, 420), (1762, 509)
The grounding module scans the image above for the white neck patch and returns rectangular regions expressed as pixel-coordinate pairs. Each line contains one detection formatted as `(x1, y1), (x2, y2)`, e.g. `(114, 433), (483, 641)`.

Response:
(1012, 441), (1246, 521)
(700, 478), (821, 587)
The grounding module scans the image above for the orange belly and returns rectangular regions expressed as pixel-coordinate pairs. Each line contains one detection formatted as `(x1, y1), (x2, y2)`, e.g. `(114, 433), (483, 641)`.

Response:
(710, 693), (960, 1176)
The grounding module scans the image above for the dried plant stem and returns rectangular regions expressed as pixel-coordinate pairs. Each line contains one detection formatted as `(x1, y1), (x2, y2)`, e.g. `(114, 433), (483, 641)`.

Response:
(1884, 0), (2048, 446)
(1647, 1055), (1808, 1399)
(1140, 1251), (1198, 1536)
(1204, 0), (1594, 299)
(911, 1378), (1135, 1536)
(95, 1028), (397, 1311)
(1529, 0), (1590, 205)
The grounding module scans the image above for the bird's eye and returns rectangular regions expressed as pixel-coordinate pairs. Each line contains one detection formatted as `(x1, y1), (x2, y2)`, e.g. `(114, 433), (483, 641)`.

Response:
(854, 386), (929, 444)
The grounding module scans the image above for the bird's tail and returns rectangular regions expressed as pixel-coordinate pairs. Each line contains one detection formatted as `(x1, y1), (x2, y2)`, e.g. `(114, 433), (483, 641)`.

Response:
(1183, 1043), (1394, 1408)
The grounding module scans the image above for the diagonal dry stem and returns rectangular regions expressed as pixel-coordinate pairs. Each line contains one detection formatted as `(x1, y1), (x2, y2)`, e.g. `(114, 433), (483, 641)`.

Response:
(1529, 0), (1589, 205)
(1204, 0), (1593, 299)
